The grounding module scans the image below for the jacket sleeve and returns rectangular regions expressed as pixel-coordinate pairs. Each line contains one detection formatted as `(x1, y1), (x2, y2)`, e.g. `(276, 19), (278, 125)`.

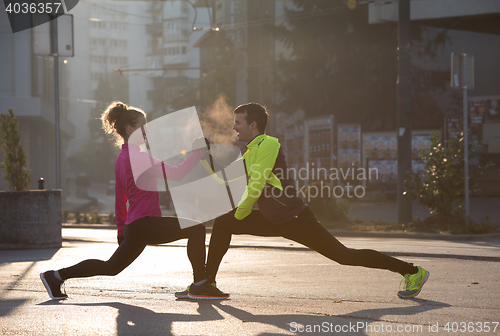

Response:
(138, 149), (206, 181)
(200, 156), (246, 184)
(234, 140), (279, 220)
(114, 176), (128, 238)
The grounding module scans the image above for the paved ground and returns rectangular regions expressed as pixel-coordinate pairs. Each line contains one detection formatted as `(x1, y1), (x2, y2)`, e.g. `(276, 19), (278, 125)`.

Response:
(1, 227), (499, 335)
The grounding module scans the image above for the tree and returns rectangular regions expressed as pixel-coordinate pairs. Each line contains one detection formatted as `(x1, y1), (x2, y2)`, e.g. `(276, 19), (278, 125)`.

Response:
(199, 31), (237, 109)
(406, 132), (491, 216)
(0, 108), (32, 190)
(273, 1), (450, 131)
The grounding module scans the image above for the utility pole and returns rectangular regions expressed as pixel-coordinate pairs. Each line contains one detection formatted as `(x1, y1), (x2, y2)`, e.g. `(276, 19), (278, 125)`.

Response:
(33, 13), (73, 190)
(397, 0), (412, 223)
(52, 17), (61, 190)
(463, 62), (470, 227)
(451, 52), (474, 228)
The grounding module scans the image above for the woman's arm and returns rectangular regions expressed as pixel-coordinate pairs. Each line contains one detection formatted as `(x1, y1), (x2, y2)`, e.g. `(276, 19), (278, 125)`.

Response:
(136, 149), (207, 181)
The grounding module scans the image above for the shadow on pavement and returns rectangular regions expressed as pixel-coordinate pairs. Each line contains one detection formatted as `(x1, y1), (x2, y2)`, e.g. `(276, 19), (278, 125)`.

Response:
(0, 249), (58, 265)
(34, 298), (450, 335)
(212, 298), (450, 336)
(38, 301), (224, 335)
(338, 298), (451, 335)
(0, 299), (28, 318)
(1, 254), (56, 302)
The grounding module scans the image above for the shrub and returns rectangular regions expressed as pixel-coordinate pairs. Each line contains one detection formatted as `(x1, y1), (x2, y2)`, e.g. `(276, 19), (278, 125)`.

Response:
(90, 208), (101, 224)
(82, 214), (89, 224)
(108, 212), (116, 225)
(406, 131), (492, 216)
(0, 108), (32, 190)
(75, 211), (81, 224)
(62, 210), (69, 222)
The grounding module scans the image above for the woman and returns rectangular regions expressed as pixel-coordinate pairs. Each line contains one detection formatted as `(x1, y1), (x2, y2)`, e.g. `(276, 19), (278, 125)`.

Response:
(40, 102), (228, 300)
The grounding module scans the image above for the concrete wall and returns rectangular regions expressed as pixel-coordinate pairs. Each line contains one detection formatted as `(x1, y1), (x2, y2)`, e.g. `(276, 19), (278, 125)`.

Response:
(0, 190), (62, 250)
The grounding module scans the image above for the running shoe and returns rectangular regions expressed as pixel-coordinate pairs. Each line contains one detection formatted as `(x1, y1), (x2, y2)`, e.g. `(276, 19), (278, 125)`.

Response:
(40, 271), (67, 300)
(187, 282), (230, 300)
(398, 266), (429, 298)
(175, 285), (190, 299)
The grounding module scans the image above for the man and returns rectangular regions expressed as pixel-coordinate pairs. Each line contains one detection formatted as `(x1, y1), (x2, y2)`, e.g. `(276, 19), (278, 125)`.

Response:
(187, 102), (429, 299)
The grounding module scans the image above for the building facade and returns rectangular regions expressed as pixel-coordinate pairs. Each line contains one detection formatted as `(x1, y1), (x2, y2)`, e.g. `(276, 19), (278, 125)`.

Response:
(0, 8), (75, 191)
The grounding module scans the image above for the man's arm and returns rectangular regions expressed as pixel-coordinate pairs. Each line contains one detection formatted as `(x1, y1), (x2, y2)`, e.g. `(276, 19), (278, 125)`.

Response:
(200, 156), (246, 184)
(234, 140), (279, 220)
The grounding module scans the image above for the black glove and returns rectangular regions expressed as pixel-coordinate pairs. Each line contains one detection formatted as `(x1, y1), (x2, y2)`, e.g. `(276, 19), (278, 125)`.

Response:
(118, 236), (124, 245)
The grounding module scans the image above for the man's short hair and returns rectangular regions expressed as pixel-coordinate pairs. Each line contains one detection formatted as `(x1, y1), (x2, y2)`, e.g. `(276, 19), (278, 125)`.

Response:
(234, 102), (269, 133)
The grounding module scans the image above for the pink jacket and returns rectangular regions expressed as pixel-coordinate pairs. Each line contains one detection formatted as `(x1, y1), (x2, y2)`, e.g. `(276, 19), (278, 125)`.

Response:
(114, 144), (205, 237)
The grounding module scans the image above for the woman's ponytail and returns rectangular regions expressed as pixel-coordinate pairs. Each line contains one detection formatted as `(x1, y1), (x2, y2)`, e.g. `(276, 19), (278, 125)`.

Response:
(101, 101), (145, 147)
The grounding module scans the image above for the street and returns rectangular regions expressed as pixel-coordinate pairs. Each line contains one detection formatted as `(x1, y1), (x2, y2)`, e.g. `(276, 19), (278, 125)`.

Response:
(0, 227), (499, 335)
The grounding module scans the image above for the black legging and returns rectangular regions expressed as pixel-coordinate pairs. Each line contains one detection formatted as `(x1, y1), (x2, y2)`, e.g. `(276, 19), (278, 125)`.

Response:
(58, 217), (207, 282)
(206, 207), (417, 283)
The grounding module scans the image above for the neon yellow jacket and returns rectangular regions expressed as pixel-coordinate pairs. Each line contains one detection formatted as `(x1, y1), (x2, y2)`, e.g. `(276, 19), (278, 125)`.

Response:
(200, 134), (306, 223)
(234, 134), (284, 220)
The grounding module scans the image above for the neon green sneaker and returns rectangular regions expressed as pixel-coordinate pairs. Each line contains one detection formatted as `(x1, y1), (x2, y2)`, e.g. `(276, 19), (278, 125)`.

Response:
(398, 266), (429, 299)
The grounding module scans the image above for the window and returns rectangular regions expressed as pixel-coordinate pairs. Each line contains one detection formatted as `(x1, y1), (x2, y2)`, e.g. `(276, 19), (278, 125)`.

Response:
(231, 1), (239, 14)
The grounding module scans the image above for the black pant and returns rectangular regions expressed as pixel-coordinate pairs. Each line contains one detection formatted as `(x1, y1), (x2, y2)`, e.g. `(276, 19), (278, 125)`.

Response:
(59, 217), (207, 282)
(206, 207), (416, 283)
